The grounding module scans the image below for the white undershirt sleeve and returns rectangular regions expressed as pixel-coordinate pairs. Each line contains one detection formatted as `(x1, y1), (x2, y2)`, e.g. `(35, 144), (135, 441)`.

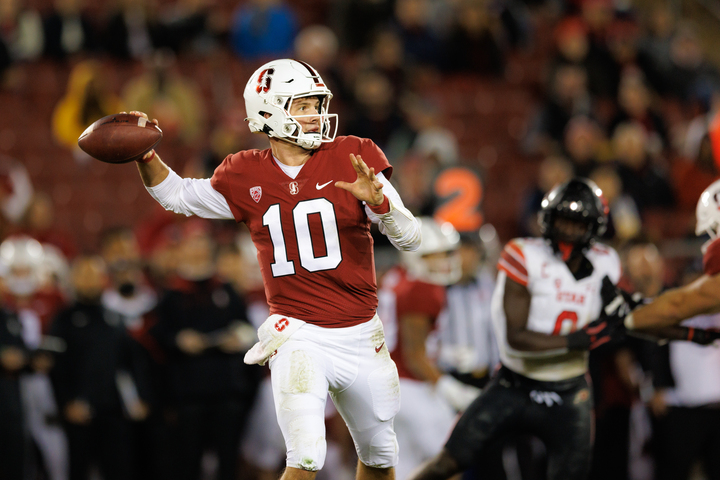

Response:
(365, 172), (421, 252)
(145, 168), (235, 220)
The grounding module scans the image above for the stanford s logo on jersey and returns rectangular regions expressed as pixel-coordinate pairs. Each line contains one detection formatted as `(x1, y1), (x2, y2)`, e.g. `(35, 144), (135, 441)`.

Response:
(289, 181), (299, 195)
(256, 68), (274, 93)
(250, 186), (262, 203)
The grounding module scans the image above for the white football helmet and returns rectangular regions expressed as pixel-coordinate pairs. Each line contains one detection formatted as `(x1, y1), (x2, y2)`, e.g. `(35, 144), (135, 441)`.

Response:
(0, 236), (46, 296)
(243, 58), (338, 150)
(696, 179), (720, 252)
(401, 217), (461, 286)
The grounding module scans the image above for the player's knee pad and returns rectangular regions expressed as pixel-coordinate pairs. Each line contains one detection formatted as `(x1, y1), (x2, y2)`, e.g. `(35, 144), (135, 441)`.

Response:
(284, 412), (327, 471)
(355, 423), (399, 468)
(273, 349), (329, 472)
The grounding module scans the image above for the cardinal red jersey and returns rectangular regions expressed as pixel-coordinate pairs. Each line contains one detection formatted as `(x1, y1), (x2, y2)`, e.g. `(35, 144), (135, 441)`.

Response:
(703, 238), (720, 276)
(378, 267), (446, 380)
(211, 136), (392, 328)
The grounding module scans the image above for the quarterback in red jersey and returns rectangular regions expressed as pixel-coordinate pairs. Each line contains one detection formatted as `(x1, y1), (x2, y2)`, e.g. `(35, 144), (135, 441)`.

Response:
(620, 178), (720, 339)
(129, 59), (421, 480)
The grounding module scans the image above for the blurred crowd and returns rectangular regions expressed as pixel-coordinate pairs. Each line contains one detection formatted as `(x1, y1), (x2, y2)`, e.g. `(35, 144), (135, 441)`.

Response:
(1, 0), (720, 479)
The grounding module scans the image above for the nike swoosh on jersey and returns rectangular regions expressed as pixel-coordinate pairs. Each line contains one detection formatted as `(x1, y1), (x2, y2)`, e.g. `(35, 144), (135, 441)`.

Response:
(316, 180), (333, 190)
(375, 342), (385, 353)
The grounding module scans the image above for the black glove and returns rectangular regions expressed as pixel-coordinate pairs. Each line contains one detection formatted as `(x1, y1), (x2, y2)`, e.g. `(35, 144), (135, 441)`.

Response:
(567, 316), (624, 350)
(681, 327), (720, 345)
(600, 276), (636, 326)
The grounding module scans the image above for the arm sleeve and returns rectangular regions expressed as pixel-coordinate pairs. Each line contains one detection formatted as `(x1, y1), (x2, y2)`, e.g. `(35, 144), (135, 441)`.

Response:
(364, 172), (421, 252)
(145, 169), (235, 220)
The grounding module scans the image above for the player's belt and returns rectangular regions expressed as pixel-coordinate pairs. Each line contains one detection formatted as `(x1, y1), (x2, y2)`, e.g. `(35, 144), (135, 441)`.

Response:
(497, 365), (587, 392)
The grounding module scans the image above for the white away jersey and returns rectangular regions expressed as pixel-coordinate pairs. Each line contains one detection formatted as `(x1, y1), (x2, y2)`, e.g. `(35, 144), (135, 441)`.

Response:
(492, 238), (621, 381)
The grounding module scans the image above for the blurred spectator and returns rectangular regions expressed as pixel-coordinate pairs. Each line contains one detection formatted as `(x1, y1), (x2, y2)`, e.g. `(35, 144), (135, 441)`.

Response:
(441, 0), (504, 76)
(17, 192), (78, 259)
(392, 0), (443, 69)
(100, 227), (156, 337)
(344, 69), (407, 150)
(518, 155), (573, 237)
(155, 0), (216, 55)
(589, 165), (640, 241)
(42, 0), (97, 60)
(334, 0), (394, 52)
(664, 24), (720, 102)
(610, 70), (668, 151)
(528, 64), (592, 153)
(388, 95), (458, 166)
(99, 227), (163, 480)
(550, 14), (617, 103)
(122, 50), (206, 145)
(365, 28), (407, 97)
(0, 304), (27, 480)
(563, 115), (606, 176)
(52, 60), (123, 157)
(50, 255), (151, 480)
(102, 0), (160, 60)
(0, 0), (43, 62)
(150, 223), (259, 480)
(637, 4), (676, 95)
(673, 133), (718, 213)
(229, 0), (297, 61)
(612, 121), (675, 212)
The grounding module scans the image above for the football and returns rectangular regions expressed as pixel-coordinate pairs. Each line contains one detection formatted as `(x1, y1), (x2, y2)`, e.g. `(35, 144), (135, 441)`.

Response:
(77, 113), (163, 164)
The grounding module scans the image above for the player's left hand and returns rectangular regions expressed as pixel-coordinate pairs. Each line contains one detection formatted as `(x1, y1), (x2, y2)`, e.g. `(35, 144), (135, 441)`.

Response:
(335, 154), (384, 206)
(600, 276), (636, 326)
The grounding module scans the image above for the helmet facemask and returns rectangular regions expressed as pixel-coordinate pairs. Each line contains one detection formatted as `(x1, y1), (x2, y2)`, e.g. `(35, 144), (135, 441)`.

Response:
(272, 94), (338, 150)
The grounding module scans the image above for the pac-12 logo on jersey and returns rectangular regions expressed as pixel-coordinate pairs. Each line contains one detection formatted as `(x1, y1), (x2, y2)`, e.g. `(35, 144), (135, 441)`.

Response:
(250, 186), (262, 203)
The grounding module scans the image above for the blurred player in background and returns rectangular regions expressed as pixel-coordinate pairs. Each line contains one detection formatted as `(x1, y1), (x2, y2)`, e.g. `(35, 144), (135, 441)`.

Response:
(50, 255), (151, 480)
(150, 222), (259, 480)
(0, 236), (70, 480)
(409, 178), (624, 480)
(436, 231), (498, 388)
(378, 217), (479, 480)
(126, 58), (421, 480)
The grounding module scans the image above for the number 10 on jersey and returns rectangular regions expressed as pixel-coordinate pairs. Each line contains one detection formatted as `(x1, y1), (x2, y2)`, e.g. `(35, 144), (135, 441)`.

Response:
(262, 198), (343, 277)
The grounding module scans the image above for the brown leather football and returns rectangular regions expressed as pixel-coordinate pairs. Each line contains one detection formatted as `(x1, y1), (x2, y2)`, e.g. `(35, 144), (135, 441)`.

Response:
(77, 113), (163, 164)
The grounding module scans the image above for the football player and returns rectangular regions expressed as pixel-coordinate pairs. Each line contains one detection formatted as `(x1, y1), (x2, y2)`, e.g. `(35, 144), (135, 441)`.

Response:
(378, 217), (480, 480)
(127, 59), (421, 480)
(408, 178), (623, 480)
(616, 178), (720, 340)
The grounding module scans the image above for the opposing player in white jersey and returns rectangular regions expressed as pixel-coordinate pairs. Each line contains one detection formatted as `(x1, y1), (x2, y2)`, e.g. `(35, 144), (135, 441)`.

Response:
(409, 178), (624, 480)
(123, 59), (422, 480)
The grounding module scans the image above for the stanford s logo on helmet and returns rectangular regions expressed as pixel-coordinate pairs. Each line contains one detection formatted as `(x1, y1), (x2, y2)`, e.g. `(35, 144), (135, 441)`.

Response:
(244, 59), (338, 150)
(538, 178), (607, 259)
